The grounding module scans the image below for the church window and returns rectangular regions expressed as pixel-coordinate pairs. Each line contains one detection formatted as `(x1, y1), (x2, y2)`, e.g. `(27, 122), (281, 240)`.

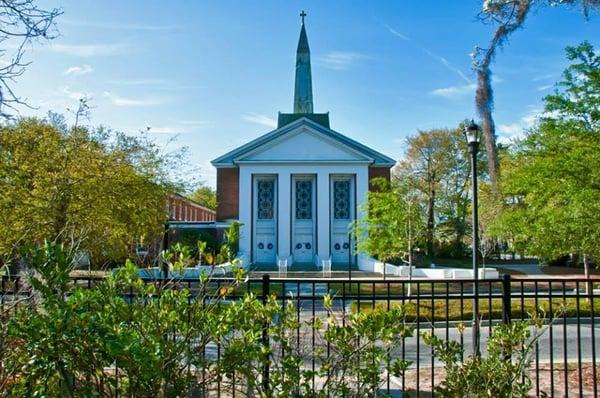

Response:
(295, 180), (312, 219)
(257, 180), (274, 219)
(334, 180), (350, 219)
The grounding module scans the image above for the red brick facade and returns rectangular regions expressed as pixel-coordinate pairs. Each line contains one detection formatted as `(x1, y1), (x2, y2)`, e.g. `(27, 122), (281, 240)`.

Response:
(216, 167), (239, 221)
(168, 194), (216, 222)
(368, 166), (391, 191)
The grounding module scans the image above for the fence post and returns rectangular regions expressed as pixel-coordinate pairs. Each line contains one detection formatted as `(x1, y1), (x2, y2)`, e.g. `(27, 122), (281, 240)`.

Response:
(262, 274), (270, 394)
(502, 273), (512, 325)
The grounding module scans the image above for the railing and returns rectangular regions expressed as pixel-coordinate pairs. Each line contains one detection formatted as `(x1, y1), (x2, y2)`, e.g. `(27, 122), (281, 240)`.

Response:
(2, 273), (599, 397)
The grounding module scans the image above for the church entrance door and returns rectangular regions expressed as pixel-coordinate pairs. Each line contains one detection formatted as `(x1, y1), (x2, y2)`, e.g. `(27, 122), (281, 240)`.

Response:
(253, 176), (277, 264)
(292, 175), (316, 264)
(330, 176), (354, 264)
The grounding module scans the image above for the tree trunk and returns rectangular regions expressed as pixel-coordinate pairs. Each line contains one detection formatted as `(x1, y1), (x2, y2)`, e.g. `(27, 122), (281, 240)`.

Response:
(454, 222), (464, 258)
(426, 192), (435, 263)
(475, 69), (500, 190)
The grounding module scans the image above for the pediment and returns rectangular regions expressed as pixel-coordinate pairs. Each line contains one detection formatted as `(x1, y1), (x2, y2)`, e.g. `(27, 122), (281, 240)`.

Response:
(212, 116), (396, 167)
(236, 125), (372, 163)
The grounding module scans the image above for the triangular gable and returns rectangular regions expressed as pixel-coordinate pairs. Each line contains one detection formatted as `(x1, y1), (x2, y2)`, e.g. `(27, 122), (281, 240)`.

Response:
(211, 117), (396, 167)
(236, 125), (372, 163)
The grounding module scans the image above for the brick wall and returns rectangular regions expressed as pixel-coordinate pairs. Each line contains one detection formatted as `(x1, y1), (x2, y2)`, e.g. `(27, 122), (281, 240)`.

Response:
(216, 167), (239, 221)
(368, 166), (391, 191)
(168, 194), (215, 222)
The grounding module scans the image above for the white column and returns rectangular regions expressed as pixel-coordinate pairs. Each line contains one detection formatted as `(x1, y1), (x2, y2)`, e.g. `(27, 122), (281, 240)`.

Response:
(355, 167), (369, 219)
(317, 171), (330, 263)
(238, 167), (252, 259)
(278, 172), (291, 262)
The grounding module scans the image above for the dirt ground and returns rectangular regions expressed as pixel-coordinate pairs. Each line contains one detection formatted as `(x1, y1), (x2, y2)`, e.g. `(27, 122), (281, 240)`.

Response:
(398, 363), (599, 397)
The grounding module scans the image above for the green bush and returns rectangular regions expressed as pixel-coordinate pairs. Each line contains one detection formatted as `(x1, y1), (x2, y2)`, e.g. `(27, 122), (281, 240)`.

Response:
(423, 316), (548, 397)
(3, 242), (247, 397)
(1, 241), (413, 397)
(1, 241), (550, 397)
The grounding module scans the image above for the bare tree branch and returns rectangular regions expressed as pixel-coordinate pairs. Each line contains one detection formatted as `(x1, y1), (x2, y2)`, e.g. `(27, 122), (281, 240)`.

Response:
(0, 0), (62, 119)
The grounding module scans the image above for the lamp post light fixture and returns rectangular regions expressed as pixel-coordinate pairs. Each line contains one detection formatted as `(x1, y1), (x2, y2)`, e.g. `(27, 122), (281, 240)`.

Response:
(464, 119), (481, 356)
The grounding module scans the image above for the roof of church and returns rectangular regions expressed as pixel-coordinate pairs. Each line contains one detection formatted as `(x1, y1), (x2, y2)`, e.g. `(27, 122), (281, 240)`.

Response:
(278, 112), (329, 128)
(211, 116), (396, 167)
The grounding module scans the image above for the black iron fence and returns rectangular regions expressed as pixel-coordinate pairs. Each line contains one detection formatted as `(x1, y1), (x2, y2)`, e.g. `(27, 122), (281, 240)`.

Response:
(2, 273), (599, 397)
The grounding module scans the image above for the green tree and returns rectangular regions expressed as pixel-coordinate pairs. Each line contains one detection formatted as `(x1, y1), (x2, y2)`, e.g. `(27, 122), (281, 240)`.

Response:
(0, 117), (179, 267)
(498, 42), (600, 285)
(395, 125), (484, 260)
(189, 183), (217, 210)
(434, 126), (474, 258)
(396, 129), (452, 260)
(353, 178), (423, 280)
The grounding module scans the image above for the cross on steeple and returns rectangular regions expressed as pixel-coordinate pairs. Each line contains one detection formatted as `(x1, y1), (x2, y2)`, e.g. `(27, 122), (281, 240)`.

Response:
(294, 11), (312, 113)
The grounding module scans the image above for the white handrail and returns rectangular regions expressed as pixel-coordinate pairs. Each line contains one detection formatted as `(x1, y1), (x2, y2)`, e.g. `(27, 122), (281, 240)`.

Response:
(322, 257), (332, 277)
(277, 257), (288, 277)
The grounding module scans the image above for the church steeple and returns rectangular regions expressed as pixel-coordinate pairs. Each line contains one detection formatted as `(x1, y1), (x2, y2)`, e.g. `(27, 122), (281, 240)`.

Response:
(294, 11), (313, 114)
(278, 11), (329, 128)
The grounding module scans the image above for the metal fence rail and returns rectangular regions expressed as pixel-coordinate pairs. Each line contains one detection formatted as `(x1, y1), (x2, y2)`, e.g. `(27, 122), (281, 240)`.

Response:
(2, 273), (599, 397)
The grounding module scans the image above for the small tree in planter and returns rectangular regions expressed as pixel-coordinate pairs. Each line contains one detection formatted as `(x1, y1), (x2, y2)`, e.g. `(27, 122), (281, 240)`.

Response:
(352, 178), (423, 284)
(197, 240), (208, 266)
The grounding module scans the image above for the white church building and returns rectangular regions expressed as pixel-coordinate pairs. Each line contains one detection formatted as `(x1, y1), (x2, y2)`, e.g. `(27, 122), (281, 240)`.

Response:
(211, 14), (396, 269)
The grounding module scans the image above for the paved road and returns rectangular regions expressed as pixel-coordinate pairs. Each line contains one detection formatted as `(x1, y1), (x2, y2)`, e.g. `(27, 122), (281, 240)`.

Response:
(393, 322), (600, 367)
(498, 263), (545, 275)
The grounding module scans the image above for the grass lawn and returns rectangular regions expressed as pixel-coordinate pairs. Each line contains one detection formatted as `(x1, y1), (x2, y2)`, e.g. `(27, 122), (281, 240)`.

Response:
(352, 296), (600, 322)
(432, 258), (531, 275)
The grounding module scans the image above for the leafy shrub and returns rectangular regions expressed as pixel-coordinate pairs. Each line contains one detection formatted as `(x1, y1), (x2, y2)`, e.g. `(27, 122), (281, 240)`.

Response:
(423, 315), (548, 398)
(2, 239), (415, 397)
(217, 293), (413, 397)
(3, 242), (246, 397)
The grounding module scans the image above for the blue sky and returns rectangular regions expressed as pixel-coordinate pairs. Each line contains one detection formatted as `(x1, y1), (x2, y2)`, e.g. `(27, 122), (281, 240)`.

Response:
(13, 1), (599, 186)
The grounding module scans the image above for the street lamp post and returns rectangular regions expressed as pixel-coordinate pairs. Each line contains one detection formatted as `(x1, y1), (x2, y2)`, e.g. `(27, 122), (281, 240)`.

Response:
(464, 120), (481, 356)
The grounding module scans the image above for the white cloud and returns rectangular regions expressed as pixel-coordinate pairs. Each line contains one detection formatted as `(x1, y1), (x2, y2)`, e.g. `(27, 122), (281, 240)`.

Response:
(497, 109), (542, 144)
(243, 112), (276, 128)
(64, 64), (94, 76)
(383, 24), (409, 41)
(61, 86), (92, 101)
(384, 23), (471, 84)
(521, 111), (540, 127)
(145, 120), (211, 133)
(537, 84), (553, 91)
(423, 49), (471, 84)
(62, 19), (178, 31)
(318, 51), (369, 70)
(50, 43), (122, 57)
(497, 123), (522, 136)
(430, 83), (476, 99)
(109, 78), (169, 86)
(533, 73), (556, 82)
(146, 126), (180, 134)
(103, 91), (166, 107)
(178, 119), (212, 127)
